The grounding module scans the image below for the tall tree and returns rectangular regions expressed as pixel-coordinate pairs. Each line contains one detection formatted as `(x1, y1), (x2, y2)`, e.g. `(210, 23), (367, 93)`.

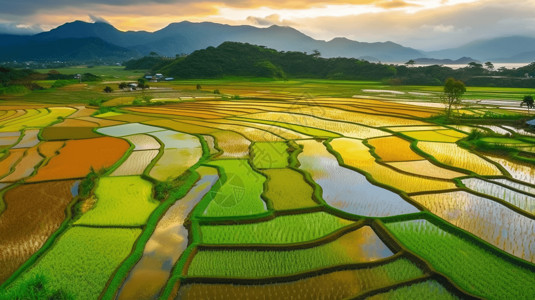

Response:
(522, 95), (534, 114)
(442, 77), (466, 118)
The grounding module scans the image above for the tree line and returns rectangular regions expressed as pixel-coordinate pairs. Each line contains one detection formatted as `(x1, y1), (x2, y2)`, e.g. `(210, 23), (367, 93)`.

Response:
(124, 42), (535, 88)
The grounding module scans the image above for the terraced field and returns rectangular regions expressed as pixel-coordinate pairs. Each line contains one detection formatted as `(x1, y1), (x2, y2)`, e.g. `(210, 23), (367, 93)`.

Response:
(0, 93), (534, 300)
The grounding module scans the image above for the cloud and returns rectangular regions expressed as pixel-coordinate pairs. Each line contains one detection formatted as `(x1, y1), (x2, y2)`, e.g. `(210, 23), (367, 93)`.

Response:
(88, 14), (109, 24)
(375, 0), (419, 9)
(0, 22), (43, 34)
(246, 14), (294, 27)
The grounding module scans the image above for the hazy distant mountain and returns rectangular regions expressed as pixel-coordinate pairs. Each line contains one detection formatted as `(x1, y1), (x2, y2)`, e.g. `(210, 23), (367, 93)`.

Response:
(412, 57), (479, 65)
(0, 20), (422, 62)
(0, 37), (137, 62)
(426, 36), (535, 62)
(2, 20), (534, 63)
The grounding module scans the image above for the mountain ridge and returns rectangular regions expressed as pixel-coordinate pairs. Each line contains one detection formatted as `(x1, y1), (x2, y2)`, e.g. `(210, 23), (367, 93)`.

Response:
(0, 20), (534, 63)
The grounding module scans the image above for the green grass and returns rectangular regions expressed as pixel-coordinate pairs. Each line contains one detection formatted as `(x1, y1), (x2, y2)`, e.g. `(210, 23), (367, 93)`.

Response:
(385, 219), (535, 299)
(262, 168), (318, 210)
(34, 66), (143, 81)
(200, 212), (352, 244)
(75, 176), (159, 226)
(202, 160), (267, 217)
(251, 142), (289, 169)
(5, 227), (141, 300)
(368, 280), (459, 300)
(188, 226), (392, 278)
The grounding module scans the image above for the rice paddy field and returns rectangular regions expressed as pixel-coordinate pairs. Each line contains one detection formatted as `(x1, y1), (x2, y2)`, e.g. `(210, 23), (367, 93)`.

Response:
(0, 74), (534, 299)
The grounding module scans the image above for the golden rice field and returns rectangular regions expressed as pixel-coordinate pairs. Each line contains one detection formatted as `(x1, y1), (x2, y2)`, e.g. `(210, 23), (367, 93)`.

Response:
(0, 92), (534, 300)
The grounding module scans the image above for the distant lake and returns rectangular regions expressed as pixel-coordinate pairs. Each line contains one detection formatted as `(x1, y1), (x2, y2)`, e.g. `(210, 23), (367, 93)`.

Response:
(389, 62), (532, 70)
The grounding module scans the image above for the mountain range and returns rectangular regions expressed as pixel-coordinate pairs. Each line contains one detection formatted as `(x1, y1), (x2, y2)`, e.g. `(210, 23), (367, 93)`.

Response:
(0, 20), (534, 63)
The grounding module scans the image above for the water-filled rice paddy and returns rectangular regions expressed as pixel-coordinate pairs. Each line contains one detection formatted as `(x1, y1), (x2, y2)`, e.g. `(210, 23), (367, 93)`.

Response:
(297, 140), (418, 216)
(188, 226), (392, 278)
(117, 166), (218, 300)
(177, 258), (424, 299)
(111, 150), (159, 176)
(462, 178), (535, 214)
(411, 192), (535, 263)
(149, 148), (203, 181)
(201, 212), (352, 244)
(417, 142), (503, 175)
(368, 136), (423, 162)
(387, 160), (465, 179)
(2, 92), (535, 299)
(386, 219), (535, 299)
(330, 138), (456, 193)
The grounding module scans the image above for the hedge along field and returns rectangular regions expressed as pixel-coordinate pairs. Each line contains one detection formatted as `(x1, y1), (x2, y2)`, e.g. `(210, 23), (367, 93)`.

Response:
(261, 168), (318, 210)
(367, 136), (423, 162)
(187, 226), (393, 278)
(200, 212), (353, 244)
(116, 166), (219, 300)
(329, 138), (456, 193)
(0, 181), (76, 283)
(5, 227), (141, 300)
(385, 219), (535, 299)
(251, 142), (289, 169)
(411, 191), (535, 263)
(462, 178), (535, 215)
(202, 160), (267, 217)
(27, 137), (130, 182)
(75, 176), (158, 226)
(177, 258), (424, 299)
(297, 139), (418, 217)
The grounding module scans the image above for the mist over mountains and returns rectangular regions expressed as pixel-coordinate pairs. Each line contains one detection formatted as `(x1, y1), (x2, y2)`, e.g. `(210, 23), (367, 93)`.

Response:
(0, 20), (534, 64)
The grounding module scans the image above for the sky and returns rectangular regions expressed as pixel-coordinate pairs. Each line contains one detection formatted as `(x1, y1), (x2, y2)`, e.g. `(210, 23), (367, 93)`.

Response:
(0, 0), (534, 50)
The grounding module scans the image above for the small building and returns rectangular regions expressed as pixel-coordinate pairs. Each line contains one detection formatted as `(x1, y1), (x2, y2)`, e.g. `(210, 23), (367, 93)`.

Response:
(165, 77), (174, 81)
(127, 83), (138, 91)
(527, 119), (535, 128)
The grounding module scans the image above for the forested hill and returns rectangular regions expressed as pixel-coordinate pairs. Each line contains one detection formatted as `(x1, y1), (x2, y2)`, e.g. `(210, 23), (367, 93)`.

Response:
(129, 42), (535, 87)
(156, 42), (397, 80)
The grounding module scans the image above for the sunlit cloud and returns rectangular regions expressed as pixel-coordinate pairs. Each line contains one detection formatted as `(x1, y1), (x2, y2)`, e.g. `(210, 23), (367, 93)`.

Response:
(0, 0), (532, 50)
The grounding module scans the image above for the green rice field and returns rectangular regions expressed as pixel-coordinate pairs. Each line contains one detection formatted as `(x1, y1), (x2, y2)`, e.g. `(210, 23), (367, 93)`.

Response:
(0, 72), (534, 299)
